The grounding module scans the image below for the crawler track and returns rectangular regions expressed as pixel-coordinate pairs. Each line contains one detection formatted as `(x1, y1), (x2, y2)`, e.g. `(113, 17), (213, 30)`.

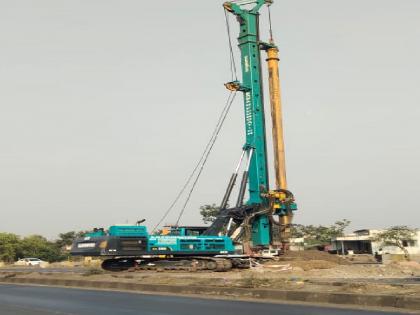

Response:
(102, 257), (251, 272)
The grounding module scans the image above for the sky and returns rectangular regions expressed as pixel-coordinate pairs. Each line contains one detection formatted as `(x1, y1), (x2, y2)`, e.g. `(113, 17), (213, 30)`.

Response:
(0, 0), (419, 239)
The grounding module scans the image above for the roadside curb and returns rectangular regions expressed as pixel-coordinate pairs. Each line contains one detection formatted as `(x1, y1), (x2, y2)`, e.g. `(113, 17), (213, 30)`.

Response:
(0, 277), (419, 312)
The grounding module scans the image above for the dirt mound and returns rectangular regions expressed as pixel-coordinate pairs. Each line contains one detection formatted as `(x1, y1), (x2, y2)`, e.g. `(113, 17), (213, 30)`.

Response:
(398, 261), (420, 270)
(289, 260), (337, 271)
(280, 250), (350, 265)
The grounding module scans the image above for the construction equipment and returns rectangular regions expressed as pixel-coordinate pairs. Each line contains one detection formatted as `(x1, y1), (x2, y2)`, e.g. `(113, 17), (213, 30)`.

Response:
(214, 0), (298, 253)
(71, 0), (297, 271)
(72, 225), (236, 271)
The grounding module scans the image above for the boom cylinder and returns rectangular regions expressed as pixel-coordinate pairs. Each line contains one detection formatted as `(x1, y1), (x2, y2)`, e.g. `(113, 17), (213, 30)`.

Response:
(236, 149), (254, 207)
(220, 150), (246, 210)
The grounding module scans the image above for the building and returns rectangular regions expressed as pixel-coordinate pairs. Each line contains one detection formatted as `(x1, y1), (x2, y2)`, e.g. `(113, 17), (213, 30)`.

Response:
(331, 229), (420, 256)
(289, 237), (305, 251)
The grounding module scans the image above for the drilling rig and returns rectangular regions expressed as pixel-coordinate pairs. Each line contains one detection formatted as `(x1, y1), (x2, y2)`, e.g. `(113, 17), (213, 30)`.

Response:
(71, 0), (297, 271)
(206, 0), (297, 254)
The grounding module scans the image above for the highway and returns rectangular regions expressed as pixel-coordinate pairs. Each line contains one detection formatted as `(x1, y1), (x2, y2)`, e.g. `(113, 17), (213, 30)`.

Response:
(0, 284), (407, 315)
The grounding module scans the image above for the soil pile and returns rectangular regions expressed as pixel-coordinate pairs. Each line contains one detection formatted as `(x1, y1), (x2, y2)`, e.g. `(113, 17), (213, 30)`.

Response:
(279, 250), (351, 266)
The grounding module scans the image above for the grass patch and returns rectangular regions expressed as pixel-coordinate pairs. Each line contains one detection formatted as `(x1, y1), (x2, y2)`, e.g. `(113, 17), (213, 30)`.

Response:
(82, 267), (104, 276)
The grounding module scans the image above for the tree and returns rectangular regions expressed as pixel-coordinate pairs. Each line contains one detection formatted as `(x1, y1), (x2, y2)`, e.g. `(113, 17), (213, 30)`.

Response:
(0, 232), (83, 263)
(0, 233), (20, 263)
(291, 219), (351, 247)
(18, 235), (63, 263)
(55, 231), (77, 248)
(372, 226), (417, 260)
(199, 204), (221, 224)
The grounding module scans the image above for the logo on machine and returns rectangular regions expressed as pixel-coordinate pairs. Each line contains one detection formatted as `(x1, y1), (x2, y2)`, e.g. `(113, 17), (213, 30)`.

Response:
(245, 92), (253, 135)
(244, 56), (250, 73)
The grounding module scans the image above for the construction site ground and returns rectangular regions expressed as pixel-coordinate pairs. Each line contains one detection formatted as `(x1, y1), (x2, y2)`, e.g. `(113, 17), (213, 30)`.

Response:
(1, 251), (420, 300)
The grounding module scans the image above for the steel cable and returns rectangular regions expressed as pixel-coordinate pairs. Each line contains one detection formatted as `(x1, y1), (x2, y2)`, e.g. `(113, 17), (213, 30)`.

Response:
(268, 5), (274, 42)
(152, 8), (240, 232)
(175, 92), (237, 226)
(152, 92), (237, 232)
(225, 9), (238, 81)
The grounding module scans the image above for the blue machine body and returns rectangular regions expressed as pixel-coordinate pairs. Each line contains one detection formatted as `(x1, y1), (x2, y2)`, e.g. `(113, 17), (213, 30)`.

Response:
(72, 225), (235, 257)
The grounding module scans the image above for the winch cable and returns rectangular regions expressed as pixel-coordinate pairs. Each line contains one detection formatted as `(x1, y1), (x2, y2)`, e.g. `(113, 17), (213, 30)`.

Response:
(174, 91), (238, 226)
(152, 91), (237, 232)
(267, 4), (274, 42)
(225, 8), (238, 81)
(152, 9), (240, 232)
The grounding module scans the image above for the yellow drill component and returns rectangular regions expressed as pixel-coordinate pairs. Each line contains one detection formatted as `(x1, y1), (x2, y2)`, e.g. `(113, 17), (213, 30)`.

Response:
(266, 45), (293, 243)
(266, 46), (288, 191)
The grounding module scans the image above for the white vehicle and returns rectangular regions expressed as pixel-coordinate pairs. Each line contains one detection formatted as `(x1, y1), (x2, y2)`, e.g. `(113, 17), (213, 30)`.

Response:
(15, 258), (46, 267)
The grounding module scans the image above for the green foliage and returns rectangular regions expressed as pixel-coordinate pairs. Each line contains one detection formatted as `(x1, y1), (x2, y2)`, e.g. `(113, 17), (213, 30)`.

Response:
(18, 235), (64, 263)
(0, 230), (87, 264)
(0, 233), (20, 263)
(240, 274), (271, 288)
(291, 219), (351, 246)
(199, 204), (221, 224)
(55, 231), (77, 248)
(55, 231), (86, 248)
(83, 267), (104, 276)
(372, 226), (417, 260)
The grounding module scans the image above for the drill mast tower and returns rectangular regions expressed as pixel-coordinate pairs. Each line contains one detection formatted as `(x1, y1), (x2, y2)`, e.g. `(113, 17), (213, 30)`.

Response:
(221, 0), (297, 251)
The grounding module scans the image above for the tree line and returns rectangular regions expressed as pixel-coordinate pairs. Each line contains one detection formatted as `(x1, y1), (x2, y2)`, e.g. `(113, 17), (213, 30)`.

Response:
(0, 231), (84, 263)
(1, 205), (417, 263)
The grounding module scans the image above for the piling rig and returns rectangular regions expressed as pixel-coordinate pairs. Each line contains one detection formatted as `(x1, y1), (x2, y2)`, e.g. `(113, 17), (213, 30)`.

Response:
(204, 0), (297, 254)
(71, 0), (297, 271)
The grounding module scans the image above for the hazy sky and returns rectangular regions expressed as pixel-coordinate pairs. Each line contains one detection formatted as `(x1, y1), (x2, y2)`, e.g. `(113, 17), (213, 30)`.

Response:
(1, 1), (419, 238)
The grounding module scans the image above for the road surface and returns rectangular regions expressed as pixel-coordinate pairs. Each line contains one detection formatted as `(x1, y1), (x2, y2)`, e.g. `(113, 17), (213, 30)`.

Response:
(0, 284), (407, 315)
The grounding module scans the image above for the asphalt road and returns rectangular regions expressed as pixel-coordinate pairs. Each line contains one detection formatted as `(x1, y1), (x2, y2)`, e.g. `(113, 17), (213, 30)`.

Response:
(0, 284), (408, 315)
